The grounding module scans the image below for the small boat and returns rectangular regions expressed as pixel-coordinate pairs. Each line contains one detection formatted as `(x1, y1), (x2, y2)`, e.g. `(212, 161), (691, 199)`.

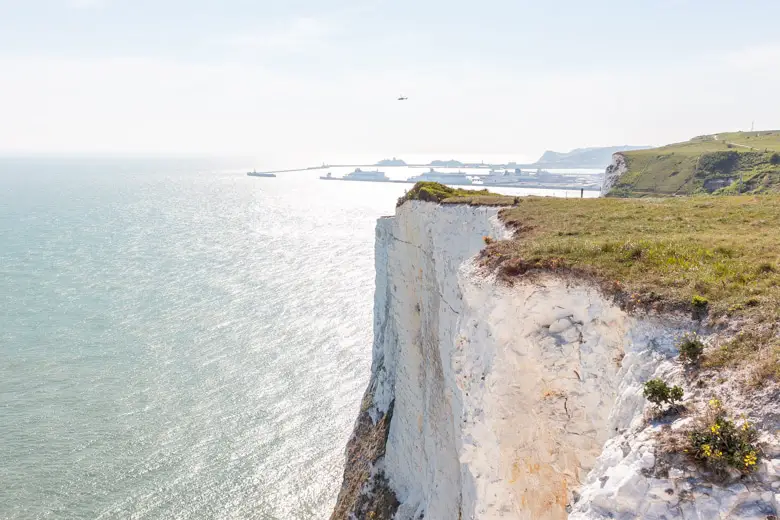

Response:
(247, 170), (277, 177)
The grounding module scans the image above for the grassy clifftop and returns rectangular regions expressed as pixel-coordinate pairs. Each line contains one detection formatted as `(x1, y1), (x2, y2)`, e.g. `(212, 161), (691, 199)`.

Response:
(399, 183), (779, 383)
(607, 131), (780, 197)
(484, 195), (780, 383)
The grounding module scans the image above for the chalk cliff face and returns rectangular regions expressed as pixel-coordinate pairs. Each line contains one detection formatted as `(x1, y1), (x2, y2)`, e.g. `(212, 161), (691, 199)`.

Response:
(332, 202), (780, 520)
(602, 152), (628, 194)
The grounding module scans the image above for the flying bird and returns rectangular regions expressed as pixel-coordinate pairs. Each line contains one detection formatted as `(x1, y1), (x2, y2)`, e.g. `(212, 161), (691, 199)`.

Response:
(397, 96), (408, 101)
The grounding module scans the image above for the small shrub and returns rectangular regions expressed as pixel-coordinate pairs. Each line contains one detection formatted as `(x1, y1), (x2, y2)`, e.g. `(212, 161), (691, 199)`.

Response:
(483, 236), (494, 245)
(397, 182), (495, 207)
(687, 399), (761, 474)
(678, 332), (705, 364)
(669, 385), (684, 403)
(770, 152), (780, 165)
(691, 295), (709, 309)
(644, 379), (684, 408)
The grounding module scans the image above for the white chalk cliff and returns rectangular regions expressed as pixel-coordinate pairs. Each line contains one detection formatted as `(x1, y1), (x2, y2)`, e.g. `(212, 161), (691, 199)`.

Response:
(331, 201), (780, 520)
(602, 153), (628, 194)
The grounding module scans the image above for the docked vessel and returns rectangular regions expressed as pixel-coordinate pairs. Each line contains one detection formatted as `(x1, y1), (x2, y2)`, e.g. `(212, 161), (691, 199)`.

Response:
(475, 168), (575, 186)
(405, 169), (473, 185)
(479, 168), (536, 185)
(247, 170), (277, 177)
(320, 169), (390, 182)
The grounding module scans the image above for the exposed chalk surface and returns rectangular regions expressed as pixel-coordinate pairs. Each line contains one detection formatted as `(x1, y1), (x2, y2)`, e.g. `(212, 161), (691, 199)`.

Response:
(332, 201), (780, 520)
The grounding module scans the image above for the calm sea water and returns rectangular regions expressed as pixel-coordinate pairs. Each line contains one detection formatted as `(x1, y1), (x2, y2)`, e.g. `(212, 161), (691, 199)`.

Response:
(0, 159), (597, 519)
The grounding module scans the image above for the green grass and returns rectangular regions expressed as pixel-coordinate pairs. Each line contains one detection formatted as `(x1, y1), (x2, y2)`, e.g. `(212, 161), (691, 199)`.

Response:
(608, 131), (780, 197)
(397, 181), (516, 207)
(483, 195), (780, 383)
(713, 131), (780, 152)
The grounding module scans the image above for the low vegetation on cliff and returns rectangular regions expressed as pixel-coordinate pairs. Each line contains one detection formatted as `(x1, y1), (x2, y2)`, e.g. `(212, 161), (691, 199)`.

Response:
(643, 378), (684, 409)
(397, 181), (515, 207)
(483, 194), (780, 383)
(687, 398), (762, 476)
(607, 130), (780, 197)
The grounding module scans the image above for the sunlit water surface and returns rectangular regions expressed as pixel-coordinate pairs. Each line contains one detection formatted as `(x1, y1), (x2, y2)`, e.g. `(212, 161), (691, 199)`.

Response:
(0, 161), (597, 519)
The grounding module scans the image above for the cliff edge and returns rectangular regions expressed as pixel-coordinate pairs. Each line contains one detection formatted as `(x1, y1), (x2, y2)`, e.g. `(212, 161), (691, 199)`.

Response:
(332, 189), (780, 519)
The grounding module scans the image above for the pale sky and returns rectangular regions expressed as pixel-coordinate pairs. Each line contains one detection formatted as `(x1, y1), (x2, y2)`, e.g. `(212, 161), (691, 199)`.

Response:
(1, 0), (779, 168)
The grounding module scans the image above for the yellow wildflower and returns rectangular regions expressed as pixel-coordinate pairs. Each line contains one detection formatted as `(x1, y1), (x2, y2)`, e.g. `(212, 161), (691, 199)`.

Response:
(708, 399), (721, 409)
(713, 450), (723, 459)
(702, 444), (712, 457)
(711, 423), (721, 435)
(742, 421), (751, 431)
(744, 451), (758, 467)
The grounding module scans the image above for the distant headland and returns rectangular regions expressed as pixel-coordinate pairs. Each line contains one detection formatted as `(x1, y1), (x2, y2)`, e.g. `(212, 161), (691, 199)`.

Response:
(248, 145), (651, 178)
(373, 146), (651, 171)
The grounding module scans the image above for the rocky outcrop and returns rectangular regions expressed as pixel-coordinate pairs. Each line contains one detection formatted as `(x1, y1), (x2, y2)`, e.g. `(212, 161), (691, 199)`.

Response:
(331, 201), (780, 519)
(602, 152), (628, 194)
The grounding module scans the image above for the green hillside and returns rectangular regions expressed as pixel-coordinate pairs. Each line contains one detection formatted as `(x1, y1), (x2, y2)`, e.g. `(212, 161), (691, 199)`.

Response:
(607, 131), (780, 197)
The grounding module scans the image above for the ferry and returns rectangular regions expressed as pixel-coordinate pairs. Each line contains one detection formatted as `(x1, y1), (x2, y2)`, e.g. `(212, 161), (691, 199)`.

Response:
(247, 170), (277, 178)
(320, 169), (390, 182)
(479, 168), (534, 185)
(406, 168), (473, 185)
(475, 168), (574, 186)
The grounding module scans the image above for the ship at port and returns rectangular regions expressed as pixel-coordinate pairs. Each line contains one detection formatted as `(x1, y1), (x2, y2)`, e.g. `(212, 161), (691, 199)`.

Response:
(406, 168), (473, 185)
(320, 169), (390, 182)
(247, 170), (277, 178)
(471, 168), (599, 188)
(478, 168), (567, 185)
(480, 168), (534, 185)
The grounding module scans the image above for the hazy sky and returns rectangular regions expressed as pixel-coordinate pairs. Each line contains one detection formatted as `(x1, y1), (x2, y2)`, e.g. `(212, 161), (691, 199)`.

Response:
(1, 0), (779, 167)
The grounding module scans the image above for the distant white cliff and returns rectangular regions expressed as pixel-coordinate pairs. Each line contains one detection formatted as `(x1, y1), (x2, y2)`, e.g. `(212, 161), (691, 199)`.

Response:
(331, 201), (779, 520)
(602, 152), (628, 194)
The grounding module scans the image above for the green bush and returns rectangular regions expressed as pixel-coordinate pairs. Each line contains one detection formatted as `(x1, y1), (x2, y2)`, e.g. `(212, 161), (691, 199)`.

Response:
(691, 295), (709, 309)
(697, 151), (739, 174)
(669, 385), (684, 403)
(644, 379), (684, 408)
(688, 399), (761, 474)
(678, 332), (705, 364)
(396, 182), (492, 207)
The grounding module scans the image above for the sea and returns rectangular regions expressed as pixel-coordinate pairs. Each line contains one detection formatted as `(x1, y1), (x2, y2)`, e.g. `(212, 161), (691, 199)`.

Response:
(0, 158), (599, 519)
